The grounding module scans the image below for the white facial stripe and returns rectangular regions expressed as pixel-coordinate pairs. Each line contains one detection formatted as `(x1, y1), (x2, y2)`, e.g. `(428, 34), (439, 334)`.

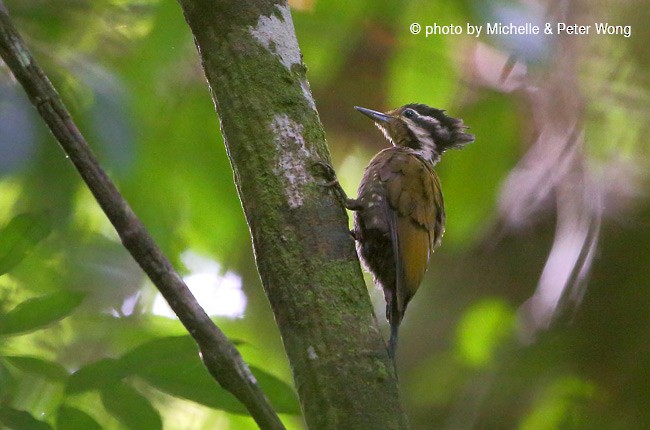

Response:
(407, 114), (451, 141)
(417, 114), (440, 127)
(404, 109), (439, 126)
(375, 123), (395, 145)
(408, 122), (436, 160)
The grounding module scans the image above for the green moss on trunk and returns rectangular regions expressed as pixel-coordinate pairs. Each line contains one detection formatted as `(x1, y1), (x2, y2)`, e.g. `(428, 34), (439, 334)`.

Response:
(177, 0), (408, 428)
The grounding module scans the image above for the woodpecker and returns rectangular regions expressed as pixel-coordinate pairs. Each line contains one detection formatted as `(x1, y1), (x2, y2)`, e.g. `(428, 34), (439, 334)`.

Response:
(320, 104), (474, 358)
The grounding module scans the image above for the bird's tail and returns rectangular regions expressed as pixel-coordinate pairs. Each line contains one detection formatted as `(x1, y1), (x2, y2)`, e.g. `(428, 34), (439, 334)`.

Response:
(387, 294), (402, 364)
(388, 320), (400, 360)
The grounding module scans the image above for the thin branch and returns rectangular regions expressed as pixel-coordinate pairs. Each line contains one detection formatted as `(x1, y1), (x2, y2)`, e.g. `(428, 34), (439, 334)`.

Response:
(0, 4), (285, 429)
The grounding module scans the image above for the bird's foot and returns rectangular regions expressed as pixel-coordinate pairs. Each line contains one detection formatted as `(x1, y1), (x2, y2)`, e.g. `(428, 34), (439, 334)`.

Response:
(312, 161), (356, 209)
(312, 161), (338, 185)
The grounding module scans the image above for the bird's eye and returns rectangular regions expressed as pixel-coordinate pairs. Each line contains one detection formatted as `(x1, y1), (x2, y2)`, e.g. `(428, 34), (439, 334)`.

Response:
(403, 109), (416, 119)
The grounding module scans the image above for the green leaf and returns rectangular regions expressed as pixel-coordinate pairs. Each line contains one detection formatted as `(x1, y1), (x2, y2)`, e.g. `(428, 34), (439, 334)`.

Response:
(520, 376), (595, 430)
(120, 335), (299, 414)
(250, 366), (301, 415)
(122, 335), (247, 413)
(0, 361), (16, 400)
(56, 406), (102, 430)
(456, 298), (515, 367)
(66, 358), (126, 394)
(0, 407), (53, 430)
(120, 335), (202, 369)
(0, 213), (52, 276)
(3, 356), (69, 381)
(64, 335), (300, 416)
(0, 292), (84, 336)
(120, 334), (243, 370)
(135, 355), (247, 413)
(100, 382), (162, 430)
(136, 358), (300, 414)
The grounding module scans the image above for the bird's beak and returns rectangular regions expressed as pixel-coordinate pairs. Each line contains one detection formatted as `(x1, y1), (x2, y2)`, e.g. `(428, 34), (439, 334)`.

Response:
(354, 106), (391, 123)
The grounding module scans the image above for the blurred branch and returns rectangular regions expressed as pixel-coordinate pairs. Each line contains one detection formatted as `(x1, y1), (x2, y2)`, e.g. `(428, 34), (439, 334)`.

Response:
(0, 4), (285, 429)
(473, 3), (603, 337)
(177, 0), (408, 428)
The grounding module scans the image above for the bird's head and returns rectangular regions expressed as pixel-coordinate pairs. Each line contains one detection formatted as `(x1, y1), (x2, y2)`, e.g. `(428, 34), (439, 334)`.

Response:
(355, 104), (474, 164)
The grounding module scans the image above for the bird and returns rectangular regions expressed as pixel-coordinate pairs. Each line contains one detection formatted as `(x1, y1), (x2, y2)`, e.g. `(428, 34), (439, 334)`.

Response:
(318, 103), (474, 359)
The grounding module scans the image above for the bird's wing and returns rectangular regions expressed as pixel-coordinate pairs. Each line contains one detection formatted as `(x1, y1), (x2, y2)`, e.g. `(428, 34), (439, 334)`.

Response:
(380, 151), (444, 318)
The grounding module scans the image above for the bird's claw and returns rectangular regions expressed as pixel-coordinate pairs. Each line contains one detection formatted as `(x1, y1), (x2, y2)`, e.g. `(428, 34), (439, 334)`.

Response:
(313, 161), (343, 189)
(321, 178), (340, 188)
(312, 161), (338, 182)
(312, 161), (349, 205)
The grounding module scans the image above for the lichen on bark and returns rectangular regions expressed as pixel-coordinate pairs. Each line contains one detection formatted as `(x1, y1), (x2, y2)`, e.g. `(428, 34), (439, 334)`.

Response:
(178, 0), (409, 428)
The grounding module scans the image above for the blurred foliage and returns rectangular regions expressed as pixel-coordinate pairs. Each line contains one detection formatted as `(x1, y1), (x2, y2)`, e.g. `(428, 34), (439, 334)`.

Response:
(1, 0), (650, 429)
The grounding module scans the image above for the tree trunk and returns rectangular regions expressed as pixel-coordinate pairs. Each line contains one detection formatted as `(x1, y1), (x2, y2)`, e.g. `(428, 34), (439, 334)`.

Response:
(176, 0), (409, 428)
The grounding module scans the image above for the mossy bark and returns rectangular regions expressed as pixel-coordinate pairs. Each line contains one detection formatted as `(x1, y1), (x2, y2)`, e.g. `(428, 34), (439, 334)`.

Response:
(177, 0), (408, 428)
